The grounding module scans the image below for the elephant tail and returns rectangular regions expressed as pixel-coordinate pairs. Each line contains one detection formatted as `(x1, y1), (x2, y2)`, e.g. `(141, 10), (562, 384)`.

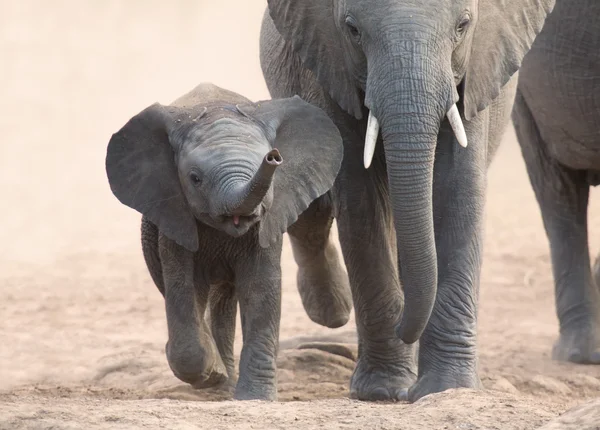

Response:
(141, 216), (165, 297)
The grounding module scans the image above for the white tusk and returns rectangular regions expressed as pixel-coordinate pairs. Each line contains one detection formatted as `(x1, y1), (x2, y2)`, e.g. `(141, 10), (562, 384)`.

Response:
(364, 111), (380, 168)
(447, 104), (468, 148)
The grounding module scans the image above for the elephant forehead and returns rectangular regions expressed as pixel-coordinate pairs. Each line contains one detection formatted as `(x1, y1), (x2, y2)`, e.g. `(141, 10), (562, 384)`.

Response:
(179, 125), (268, 168)
(193, 118), (268, 146)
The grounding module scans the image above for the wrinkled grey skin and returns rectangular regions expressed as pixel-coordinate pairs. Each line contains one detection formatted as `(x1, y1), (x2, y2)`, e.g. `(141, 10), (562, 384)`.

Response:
(512, 1), (600, 365)
(259, 0), (555, 401)
(105, 83), (347, 400)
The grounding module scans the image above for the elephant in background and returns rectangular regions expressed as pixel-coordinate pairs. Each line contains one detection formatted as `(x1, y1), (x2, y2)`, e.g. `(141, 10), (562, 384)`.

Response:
(512, 0), (600, 364)
(260, 0), (555, 401)
(105, 83), (350, 400)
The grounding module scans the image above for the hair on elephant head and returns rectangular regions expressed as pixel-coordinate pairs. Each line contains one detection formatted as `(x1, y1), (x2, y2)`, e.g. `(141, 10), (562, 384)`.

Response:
(266, 0), (555, 343)
(106, 83), (343, 251)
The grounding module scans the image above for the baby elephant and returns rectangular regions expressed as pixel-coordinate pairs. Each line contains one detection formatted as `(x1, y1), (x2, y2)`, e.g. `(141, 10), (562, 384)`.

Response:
(105, 83), (345, 400)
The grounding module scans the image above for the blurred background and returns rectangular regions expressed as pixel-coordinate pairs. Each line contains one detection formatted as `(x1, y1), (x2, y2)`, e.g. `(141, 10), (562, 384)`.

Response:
(1, 0), (599, 413)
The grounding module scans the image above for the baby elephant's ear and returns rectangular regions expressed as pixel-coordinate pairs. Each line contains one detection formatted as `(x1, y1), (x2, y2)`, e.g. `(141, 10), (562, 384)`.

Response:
(105, 103), (200, 252)
(241, 96), (343, 248)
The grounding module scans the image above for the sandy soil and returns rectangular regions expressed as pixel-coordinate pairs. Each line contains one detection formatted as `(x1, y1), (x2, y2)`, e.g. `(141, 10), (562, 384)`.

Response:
(1, 1), (600, 429)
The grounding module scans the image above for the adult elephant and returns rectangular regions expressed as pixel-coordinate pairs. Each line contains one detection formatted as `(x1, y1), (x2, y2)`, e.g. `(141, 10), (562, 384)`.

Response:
(512, 0), (600, 364)
(259, 0), (554, 402)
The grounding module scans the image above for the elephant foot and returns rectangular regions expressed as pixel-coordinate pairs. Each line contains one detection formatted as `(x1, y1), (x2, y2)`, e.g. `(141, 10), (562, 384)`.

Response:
(233, 350), (278, 401)
(552, 324), (600, 364)
(191, 371), (229, 389)
(408, 369), (482, 402)
(219, 374), (237, 394)
(173, 364), (228, 389)
(349, 356), (416, 401)
(233, 382), (277, 401)
(297, 251), (353, 329)
(166, 340), (228, 389)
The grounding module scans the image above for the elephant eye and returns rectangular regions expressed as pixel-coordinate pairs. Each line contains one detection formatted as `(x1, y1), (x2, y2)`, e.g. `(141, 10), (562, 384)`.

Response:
(456, 13), (471, 35)
(345, 16), (361, 42)
(190, 172), (201, 185)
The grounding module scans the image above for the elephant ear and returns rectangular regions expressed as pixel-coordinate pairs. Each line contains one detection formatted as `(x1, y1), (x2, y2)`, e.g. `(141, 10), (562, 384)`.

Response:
(463, 0), (554, 120)
(266, 0), (363, 119)
(239, 96), (343, 248)
(105, 103), (200, 252)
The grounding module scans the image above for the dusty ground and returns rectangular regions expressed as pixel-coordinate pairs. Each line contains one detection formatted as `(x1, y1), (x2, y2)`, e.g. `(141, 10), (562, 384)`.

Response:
(1, 1), (600, 429)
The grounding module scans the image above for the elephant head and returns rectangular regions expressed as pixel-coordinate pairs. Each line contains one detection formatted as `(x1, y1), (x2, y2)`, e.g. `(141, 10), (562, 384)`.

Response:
(266, 0), (554, 343)
(106, 85), (343, 251)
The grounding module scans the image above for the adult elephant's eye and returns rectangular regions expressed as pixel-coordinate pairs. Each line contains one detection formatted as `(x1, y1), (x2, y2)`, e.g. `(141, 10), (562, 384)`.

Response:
(190, 173), (201, 185)
(456, 12), (471, 36)
(345, 16), (361, 42)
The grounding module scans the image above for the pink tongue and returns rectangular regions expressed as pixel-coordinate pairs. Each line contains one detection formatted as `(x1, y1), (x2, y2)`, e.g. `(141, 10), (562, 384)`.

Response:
(233, 215), (240, 226)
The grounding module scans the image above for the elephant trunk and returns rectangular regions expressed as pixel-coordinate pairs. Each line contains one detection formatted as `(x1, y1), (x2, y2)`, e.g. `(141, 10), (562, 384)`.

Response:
(223, 148), (283, 215)
(365, 43), (462, 344)
(381, 113), (438, 345)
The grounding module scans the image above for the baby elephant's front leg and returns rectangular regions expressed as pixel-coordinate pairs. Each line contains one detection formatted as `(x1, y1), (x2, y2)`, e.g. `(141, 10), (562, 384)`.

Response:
(159, 236), (227, 389)
(234, 246), (282, 401)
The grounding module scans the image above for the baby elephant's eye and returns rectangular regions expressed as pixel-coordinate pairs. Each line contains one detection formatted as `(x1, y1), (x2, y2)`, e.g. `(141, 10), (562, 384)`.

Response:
(190, 173), (201, 185)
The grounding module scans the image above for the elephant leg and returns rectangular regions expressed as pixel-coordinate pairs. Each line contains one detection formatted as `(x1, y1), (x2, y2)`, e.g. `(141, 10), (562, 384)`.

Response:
(408, 117), (487, 402)
(514, 90), (600, 364)
(334, 144), (417, 401)
(159, 236), (228, 388)
(207, 283), (238, 389)
(233, 243), (282, 401)
(287, 193), (352, 328)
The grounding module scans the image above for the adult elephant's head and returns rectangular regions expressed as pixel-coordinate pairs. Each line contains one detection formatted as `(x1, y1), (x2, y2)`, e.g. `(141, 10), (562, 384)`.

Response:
(267, 0), (554, 343)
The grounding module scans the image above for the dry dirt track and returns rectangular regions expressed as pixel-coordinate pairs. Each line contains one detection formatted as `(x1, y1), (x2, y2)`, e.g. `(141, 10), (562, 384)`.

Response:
(1, 1), (600, 429)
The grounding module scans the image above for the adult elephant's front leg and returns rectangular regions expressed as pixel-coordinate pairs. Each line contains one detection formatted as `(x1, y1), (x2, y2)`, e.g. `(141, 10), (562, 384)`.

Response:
(407, 117), (486, 402)
(334, 142), (417, 401)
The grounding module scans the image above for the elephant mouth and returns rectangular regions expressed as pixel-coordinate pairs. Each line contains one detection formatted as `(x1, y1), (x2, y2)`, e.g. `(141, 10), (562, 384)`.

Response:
(214, 212), (261, 237)
(199, 206), (264, 238)
(228, 213), (258, 228)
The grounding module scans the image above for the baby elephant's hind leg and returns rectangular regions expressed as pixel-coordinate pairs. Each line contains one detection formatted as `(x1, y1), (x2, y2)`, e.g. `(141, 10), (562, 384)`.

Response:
(287, 193), (352, 328)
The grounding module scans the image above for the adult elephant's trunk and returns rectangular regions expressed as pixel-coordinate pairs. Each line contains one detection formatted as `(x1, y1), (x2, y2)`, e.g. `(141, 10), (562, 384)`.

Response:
(365, 46), (466, 344)
(223, 149), (283, 215)
(381, 113), (438, 345)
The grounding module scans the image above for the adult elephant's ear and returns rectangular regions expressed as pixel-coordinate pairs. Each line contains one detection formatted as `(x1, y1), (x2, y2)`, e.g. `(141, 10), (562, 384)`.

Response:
(463, 0), (555, 120)
(238, 96), (343, 248)
(266, 1), (363, 119)
(105, 104), (200, 252)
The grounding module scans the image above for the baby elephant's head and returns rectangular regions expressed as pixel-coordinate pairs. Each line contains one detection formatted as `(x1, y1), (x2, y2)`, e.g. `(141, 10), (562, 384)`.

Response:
(106, 83), (343, 251)
(176, 110), (284, 238)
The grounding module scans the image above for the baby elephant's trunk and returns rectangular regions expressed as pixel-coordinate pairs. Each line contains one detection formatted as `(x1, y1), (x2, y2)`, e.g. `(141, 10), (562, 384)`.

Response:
(224, 148), (283, 215)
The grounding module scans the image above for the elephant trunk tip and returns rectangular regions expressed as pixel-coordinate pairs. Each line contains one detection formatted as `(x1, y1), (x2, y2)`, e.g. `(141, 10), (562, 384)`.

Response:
(395, 321), (424, 345)
(395, 297), (436, 344)
(265, 148), (283, 166)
